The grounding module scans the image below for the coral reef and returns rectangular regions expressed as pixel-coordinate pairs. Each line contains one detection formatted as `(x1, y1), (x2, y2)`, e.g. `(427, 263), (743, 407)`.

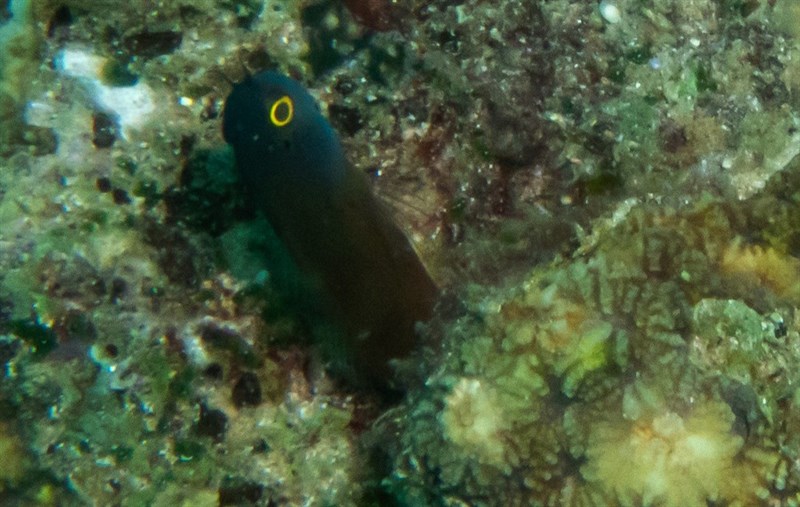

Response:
(3, 0), (800, 505)
(385, 184), (800, 504)
(581, 393), (747, 507)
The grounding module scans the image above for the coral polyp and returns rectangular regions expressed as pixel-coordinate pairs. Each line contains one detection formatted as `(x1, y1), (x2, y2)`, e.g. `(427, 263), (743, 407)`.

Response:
(441, 377), (510, 468)
(583, 394), (744, 507)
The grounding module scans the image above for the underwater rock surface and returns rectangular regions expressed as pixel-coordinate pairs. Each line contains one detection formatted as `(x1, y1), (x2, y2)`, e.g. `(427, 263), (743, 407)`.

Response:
(2, 0), (800, 505)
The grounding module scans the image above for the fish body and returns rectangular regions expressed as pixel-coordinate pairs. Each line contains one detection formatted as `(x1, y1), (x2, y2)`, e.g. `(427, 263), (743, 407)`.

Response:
(223, 71), (437, 387)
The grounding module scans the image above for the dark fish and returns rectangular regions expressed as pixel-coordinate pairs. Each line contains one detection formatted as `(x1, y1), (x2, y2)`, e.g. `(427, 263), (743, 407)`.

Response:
(222, 71), (438, 388)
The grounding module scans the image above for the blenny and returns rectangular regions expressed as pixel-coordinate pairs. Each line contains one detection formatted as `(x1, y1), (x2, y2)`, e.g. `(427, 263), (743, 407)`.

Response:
(222, 71), (438, 389)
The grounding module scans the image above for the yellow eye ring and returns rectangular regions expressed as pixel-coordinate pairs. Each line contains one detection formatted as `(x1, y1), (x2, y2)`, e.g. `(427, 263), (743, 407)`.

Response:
(269, 95), (294, 127)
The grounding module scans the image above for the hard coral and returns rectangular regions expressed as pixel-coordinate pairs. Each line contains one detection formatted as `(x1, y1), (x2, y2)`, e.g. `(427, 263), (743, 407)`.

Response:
(719, 240), (800, 299)
(582, 396), (743, 507)
(441, 377), (510, 468)
(385, 187), (800, 504)
(498, 280), (614, 398)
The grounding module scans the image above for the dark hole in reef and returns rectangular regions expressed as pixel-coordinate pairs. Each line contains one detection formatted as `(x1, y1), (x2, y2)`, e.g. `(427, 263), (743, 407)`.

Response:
(168, 369), (196, 406)
(0, 338), (20, 365)
(122, 30), (183, 59)
(110, 277), (127, 303)
(252, 438), (270, 453)
(57, 310), (97, 342)
(328, 103), (364, 136)
(163, 148), (248, 236)
(177, 5), (202, 22)
(774, 319), (788, 339)
(108, 478), (122, 494)
(218, 479), (265, 506)
(96, 177), (112, 193)
(105, 343), (119, 358)
(196, 403), (228, 442)
(0, 0), (10, 24)
(174, 438), (205, 461)
(100, 59), (139, 87)
(220, 0), (262, 29)
(200, 324), (261, 368)
(78, 439), (92, 453)
(334, 78), (356, 96)
(365, 43), (408, 86)
(8, 317), (58, 359)
(342, 0), (409, 32)
(46, 5), (73, 38)
(232, 371), (262, 408)
(241, 46), (276, 74)
(112, 188), (131, 205)
(110, 444), (133, 464)
(721, 380), (761, 440)
(660, 120), (688, 153)
(179, 133), (195, 158)
(722, 0), (760, 18)
(204, 362), (224, 380)
(92, 112), (117, 148)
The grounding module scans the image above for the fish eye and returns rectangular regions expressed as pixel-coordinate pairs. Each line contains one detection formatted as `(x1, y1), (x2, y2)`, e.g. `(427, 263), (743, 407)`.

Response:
(268, 95), (294, 127)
